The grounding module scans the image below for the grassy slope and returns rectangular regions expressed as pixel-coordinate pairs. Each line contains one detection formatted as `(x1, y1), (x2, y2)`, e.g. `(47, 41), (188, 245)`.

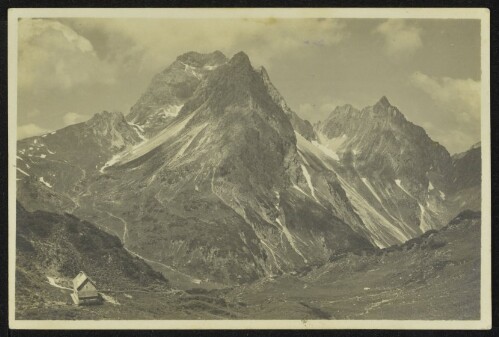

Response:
(224, 211), (481, 320)
(15, 203), (243, 320)
(16, 207), (481, 320)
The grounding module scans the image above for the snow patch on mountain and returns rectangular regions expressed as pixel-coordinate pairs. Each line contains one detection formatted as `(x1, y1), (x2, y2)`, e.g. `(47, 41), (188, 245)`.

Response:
(339, 174), (411, 247)
(127, 121), (146, 141)
(180, 62), (203, 80)
(361, 177), (410, 233)
(17, 168), (30, 177)
(292, 184), (309, 197)
(297, 151), (310, 166)
(395, 178), (434, 233)
(204, 64), (219, 71)
(156, 104), (184, 119)
(361, 177), (383, 204)
(101, 112), (195, 171)
(300, 164), (318, 202)
(295, 131), (414, 247)
(295, 132), (339, 165)
(100, 153), (122, 173)
(395, 179), (415, 200)
(170, 122), (209, 164)
(418, 203), (431, 232)
(274, 191), (280, 210)
(275, 217), (308, 263)
(311, 140), (340, 161)
(39, 177), (52, 188)
(317, 132), (347, 153)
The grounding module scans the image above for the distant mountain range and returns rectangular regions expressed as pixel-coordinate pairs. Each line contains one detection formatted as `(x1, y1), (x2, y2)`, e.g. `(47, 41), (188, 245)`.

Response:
(16, 51), (481, 286)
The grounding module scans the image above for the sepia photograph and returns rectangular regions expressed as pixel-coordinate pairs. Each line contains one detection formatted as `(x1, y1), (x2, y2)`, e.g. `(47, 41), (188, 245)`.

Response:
(8, 8), (491, 329)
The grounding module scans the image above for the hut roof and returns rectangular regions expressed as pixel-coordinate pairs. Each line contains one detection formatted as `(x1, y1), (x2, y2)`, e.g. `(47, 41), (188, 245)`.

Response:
(72, 271), (96, 291)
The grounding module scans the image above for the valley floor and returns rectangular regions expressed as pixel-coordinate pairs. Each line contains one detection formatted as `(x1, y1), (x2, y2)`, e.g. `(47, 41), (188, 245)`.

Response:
(15, 212), (481, 321)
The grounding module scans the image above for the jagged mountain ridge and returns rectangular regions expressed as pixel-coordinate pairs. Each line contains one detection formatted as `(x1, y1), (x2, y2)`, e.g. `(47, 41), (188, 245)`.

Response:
(452, 142), (481, 193)
(258, 66), (316, 141)
(446, 142), (481, 215)
(17, 51), (375, 284)
(16, 111), (142, 213)
(16, 50), (481, 285)
(127, 51), (229, 137)
(315, 97), (453, 187)
(311, 96), (480, 247)
(94, 51), (375, 281)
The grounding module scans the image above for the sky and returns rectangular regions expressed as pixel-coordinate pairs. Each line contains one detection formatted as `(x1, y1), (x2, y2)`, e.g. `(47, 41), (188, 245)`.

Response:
(17, 17), (481, 153)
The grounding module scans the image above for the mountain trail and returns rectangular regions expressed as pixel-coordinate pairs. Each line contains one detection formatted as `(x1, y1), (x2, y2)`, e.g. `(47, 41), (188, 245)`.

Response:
(46, 276), (72, 291)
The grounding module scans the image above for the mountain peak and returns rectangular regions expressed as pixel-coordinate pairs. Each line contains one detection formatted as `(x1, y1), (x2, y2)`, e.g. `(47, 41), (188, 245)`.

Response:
(230, 51), (252, 67)
(212, 50), (226, 59)
(335, 104), (357, 113)
(89, 110), (125, 122)
(258, 66), (270, 80)
(371, 96), (406, 121)
(325, 104), (359, 120)
(375, 96), (392, 108)
(86, 110), (129, 131)
(176, 50), (228, 67)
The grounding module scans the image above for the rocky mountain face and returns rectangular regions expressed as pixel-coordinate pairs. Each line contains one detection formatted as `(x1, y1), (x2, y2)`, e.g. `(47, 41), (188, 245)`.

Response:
(311, 97), (480, 247)
(17, 51), (374, 285)
(16, 111), (142, 213)
(127, 51), (228, 137)
(16, 51), (481, 286)
(447, 142), (481, 215)
(452, 142), (481, 193)
(258, 66), (316, 141)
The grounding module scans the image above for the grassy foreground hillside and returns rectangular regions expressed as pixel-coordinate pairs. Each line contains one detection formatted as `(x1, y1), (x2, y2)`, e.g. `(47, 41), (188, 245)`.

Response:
(16, 206), (480, 320)
(225, 210), (481, 320)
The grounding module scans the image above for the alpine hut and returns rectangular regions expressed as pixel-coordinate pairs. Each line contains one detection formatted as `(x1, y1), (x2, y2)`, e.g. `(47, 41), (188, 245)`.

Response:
(71, 271), (101, 305)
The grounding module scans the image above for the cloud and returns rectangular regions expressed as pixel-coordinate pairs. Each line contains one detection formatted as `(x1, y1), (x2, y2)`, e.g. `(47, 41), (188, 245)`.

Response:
(16, 18), (347, 138)
(26, 108), (41, 118)
(410, 71), (481, 153)
(17, 123), (50, 140)
(63, 112), (87, 125)
(374, 20), (422, 55)
(18, 19), (116, 92)
(410, 71), (480, 124)
(66, 18), (346, 74)
(235, 19), (346, 65)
